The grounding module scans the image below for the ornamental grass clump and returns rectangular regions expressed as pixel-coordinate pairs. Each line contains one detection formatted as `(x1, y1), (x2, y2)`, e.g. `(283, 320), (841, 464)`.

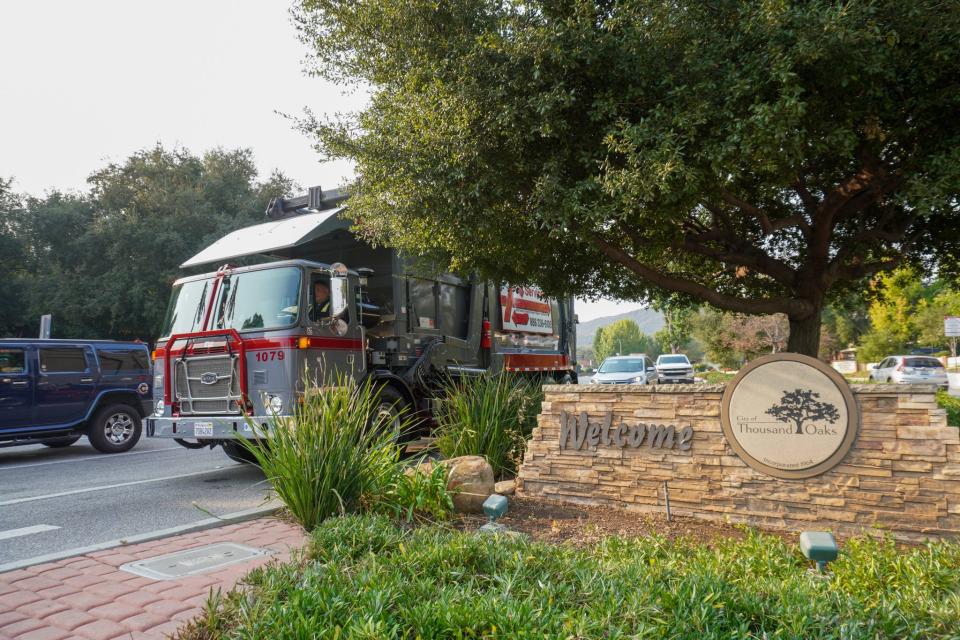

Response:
(237, 375), (408, 531)
(433, 373), (543, 477)
(179, 515), (960, 640)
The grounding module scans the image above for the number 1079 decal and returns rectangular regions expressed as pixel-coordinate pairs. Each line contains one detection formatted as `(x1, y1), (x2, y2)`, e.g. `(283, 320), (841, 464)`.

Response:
(254, 350), (285, 362)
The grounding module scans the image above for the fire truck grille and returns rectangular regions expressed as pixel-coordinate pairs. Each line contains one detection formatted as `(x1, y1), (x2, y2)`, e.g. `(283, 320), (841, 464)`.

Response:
(174, 355), (242, 415)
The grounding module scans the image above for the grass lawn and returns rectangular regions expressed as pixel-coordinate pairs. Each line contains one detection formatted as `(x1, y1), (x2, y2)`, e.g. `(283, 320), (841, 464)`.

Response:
(178, 514), (960, 640)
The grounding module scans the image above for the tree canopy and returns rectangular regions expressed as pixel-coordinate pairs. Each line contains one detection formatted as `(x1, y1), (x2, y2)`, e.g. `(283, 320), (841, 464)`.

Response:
(592, 318), (658, 363)
(0, 146), (291, 341)
(857, 268), (960, 361)
(295, 0), (960, 356)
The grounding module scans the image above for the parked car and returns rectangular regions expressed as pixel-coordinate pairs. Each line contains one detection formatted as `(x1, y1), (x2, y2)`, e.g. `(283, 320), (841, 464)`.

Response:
(592, 355), (657, 385)
(0, 339), (152, 452)
(869, 355), (949, 388)
(655, 353), (695, 384)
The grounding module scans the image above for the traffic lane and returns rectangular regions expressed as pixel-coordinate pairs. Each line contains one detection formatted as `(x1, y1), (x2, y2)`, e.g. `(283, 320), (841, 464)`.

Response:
(0, 439), (271, 566)
(0, 434), (178, 468)
(0, 437), (237, 504)
(0, 463), (267, 565)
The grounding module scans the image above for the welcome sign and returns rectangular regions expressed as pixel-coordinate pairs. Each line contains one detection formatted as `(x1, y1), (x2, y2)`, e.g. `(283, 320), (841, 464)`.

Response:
(559, 411), (694, 451)
(720, 353), (860, 479)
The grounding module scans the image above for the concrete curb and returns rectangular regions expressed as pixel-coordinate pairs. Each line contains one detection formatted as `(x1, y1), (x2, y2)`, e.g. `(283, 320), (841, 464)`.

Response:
(0, 502), (284, 573)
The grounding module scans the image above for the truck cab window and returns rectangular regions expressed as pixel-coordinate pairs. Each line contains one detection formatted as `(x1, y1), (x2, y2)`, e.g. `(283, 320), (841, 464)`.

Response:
(0, 348), (25, 373)
(211, 267), (301, 332)
(309, 275), (332, 322)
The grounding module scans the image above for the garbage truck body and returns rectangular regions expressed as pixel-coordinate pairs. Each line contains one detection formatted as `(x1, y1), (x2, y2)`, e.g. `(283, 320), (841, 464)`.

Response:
(145, 188), (577, 452)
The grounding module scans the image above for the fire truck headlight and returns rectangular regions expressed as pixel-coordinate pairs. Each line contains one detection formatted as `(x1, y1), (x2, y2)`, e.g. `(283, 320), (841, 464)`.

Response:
(155, 400), (164, 415)
(268, 395), (284, 414)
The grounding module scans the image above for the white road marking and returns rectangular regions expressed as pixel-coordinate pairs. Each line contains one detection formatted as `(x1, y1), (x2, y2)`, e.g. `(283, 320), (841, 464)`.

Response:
(0, 524), (60, 541)
(0, 446), (183, 471)
(0, 468), (236, 507)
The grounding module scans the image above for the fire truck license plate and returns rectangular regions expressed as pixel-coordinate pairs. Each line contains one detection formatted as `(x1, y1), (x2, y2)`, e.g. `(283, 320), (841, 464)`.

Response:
(193, 422), (214, 437)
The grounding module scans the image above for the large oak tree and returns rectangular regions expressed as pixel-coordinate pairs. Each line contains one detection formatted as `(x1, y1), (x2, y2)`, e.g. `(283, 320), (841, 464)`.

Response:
(295, 0), (960, 355)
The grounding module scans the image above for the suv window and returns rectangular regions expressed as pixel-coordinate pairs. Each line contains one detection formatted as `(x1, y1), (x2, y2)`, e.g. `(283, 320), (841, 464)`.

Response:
(0, 348), (25, 373)
(97, 349), (149, 373)
(658, 355), (690, 365)
(39, 347), (88, 373)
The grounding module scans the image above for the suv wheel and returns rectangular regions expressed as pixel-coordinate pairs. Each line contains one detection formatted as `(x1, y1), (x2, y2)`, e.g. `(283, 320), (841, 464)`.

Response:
(87, 403), (142, 453)
(42, 435), (82, 448)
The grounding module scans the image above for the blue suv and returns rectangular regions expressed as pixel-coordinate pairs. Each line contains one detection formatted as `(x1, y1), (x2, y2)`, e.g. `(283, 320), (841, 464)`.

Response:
(0, 339), (152, 453)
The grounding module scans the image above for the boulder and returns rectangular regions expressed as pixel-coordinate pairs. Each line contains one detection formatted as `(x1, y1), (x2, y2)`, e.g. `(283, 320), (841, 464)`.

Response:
(404, 459), (435, 478)
(494, 479), (516, 496)
(441, 456), (496, 513)
(403, 455), (496, 513)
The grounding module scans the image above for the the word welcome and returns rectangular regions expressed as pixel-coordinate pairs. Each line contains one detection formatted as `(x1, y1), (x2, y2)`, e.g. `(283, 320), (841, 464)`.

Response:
(559, 411), (693, 451)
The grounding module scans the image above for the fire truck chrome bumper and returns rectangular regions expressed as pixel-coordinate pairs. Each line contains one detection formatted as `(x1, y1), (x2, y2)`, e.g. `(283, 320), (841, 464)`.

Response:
(146, 415), (290, 439)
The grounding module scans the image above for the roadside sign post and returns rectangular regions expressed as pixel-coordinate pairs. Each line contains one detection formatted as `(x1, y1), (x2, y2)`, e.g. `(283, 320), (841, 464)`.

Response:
(39, 314), (52, 339)
(945, 316), (960, 359)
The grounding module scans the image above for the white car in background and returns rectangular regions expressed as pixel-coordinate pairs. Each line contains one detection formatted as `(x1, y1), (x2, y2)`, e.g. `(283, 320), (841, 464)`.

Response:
(592, 355), (657, 385)
(870, 355), (949, 388)
(655, 353), (695, 384)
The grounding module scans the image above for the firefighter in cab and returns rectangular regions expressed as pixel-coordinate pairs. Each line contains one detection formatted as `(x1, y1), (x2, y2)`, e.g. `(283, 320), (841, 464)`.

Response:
(310, 279), (330, 321)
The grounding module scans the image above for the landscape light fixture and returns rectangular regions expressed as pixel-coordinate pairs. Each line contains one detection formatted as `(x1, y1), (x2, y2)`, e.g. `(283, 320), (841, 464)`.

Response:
(799, 531), (839, 573)
(479, 494), (509, 534)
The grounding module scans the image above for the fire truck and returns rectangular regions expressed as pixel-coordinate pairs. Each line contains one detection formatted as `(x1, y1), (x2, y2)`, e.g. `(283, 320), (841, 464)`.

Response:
(145, 187), (577, 462)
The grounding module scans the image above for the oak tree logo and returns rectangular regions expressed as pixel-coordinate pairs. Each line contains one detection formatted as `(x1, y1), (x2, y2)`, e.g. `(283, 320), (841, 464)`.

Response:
(765, 388), (840, 435)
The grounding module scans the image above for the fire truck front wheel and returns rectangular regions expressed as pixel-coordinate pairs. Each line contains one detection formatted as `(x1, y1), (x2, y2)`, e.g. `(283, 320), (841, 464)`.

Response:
(222, 440), (263, 465)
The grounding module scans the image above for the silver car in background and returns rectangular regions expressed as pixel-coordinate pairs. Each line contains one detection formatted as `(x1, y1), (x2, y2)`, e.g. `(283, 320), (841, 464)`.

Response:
(656, 353), (695, 384)
(870, 355), (949, 388)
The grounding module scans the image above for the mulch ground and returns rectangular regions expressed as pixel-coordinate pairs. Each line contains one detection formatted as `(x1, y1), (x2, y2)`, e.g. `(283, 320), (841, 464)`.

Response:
(453, 495), (794, 547)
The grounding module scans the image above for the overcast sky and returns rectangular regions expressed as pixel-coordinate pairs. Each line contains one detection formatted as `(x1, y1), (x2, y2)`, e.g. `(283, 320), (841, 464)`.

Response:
(0, 0), (638, 321)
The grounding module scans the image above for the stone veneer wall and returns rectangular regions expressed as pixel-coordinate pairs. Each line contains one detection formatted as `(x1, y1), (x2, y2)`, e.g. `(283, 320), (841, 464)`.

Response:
(517, 384), (960, 540)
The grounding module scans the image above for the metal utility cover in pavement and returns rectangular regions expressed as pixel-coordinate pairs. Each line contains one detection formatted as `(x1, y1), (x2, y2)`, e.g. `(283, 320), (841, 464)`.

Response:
(120, 543), (271, 580)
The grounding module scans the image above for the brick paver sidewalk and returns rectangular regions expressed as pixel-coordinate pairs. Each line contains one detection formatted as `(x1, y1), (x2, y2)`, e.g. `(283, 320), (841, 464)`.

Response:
(0, 517), (306, 640)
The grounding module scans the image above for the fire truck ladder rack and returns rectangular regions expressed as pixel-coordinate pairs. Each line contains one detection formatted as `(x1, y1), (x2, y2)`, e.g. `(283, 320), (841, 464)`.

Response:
(265, 186), (349, 220)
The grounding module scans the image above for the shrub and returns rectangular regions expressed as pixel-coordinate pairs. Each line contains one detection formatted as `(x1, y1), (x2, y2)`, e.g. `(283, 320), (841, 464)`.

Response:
(372, 462), (455, 524)
(937, 390), (960, 427)
(237, 375), (408, 531)
(702, 371), (736, 384)
(433, 373), (543, 477)
(180, 515), (960, 640)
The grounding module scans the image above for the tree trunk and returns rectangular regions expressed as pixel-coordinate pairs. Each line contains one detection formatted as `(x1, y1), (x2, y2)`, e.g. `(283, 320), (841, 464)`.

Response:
(786, 313), (822, 357)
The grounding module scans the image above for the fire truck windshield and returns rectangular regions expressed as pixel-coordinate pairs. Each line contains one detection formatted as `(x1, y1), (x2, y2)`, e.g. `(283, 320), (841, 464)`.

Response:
(211, 267), (302, 332)
(160, 278), (212, 338)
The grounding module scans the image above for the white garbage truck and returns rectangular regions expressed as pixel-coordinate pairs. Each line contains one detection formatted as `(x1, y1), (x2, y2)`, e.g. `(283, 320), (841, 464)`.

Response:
(145, 187), (577, 462)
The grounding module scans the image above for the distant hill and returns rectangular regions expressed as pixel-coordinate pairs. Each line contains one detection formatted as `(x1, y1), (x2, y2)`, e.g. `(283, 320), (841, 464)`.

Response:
(576, 307), (664, 348)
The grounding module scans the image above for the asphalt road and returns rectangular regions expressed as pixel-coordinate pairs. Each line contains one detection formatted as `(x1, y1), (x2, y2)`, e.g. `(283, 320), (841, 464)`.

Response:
(0, 436), (270, 566)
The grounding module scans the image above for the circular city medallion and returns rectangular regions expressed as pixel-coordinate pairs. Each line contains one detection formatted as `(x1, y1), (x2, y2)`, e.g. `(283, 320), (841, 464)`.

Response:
(720, 353), (859, 479)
